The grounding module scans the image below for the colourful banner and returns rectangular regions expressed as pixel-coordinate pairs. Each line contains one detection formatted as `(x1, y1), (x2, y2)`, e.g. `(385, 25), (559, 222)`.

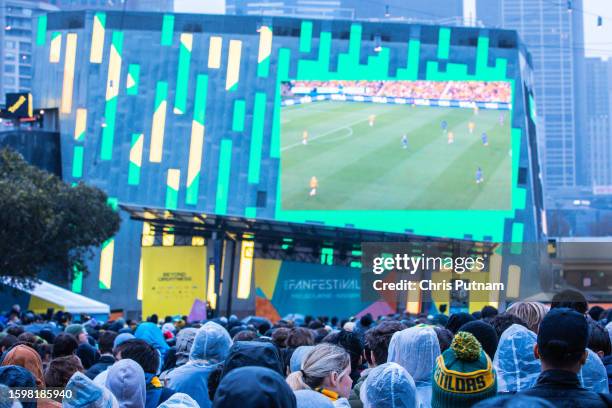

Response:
(255, 259), (376, 321)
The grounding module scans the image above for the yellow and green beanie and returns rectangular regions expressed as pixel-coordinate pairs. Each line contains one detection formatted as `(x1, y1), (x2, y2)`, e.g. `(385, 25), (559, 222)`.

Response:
(432, 331), (497, 408)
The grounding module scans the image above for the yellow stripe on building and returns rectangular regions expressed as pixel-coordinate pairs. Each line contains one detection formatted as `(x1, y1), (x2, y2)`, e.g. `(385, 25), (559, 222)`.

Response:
(257, 26), (273, 63)
(60, 33), (77, 114)
(208, 36), (222, 68)
(225, 40), (242, 90)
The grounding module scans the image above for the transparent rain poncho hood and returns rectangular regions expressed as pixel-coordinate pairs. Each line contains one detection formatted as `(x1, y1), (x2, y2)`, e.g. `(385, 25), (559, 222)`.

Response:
(579, 349), (609, 394)
(493, 324), (541, 392)
(387, 326), (440, 385)
(189, 322), (232, 364)
(360, 362), (418, 408)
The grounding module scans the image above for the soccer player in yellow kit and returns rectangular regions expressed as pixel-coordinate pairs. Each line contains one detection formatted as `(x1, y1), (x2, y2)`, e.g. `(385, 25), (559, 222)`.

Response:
(447, 131), (455, 144)
(368, 114), (376, 127)
(302, 130), (308, 145)
(468, 121), (475, 134)
(309, 176), (318, 196)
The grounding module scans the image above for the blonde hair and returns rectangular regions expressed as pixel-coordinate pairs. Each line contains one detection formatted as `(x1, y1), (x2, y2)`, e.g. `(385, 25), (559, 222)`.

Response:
(286, 343), (350, 391)
(506, 301), (549, 333)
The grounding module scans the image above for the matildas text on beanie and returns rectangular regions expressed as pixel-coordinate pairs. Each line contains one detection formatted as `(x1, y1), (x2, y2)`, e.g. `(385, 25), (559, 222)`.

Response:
(431, 331), (497, 408)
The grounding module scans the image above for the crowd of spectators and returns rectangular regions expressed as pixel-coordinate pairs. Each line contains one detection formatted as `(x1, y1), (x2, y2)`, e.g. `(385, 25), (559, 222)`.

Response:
(0, 288), (611, 407)
(285, 80), (512, 103)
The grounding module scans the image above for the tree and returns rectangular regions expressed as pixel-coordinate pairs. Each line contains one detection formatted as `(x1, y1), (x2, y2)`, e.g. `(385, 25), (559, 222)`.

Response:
(0, 148), (121, 287)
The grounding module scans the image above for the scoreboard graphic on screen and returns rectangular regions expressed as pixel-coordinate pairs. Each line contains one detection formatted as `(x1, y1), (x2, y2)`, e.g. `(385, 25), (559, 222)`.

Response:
(32, 11), (543, 309)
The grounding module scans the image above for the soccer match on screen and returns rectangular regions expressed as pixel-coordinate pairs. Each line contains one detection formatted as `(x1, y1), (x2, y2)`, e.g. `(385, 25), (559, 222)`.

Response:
(280, 80), (512, 210)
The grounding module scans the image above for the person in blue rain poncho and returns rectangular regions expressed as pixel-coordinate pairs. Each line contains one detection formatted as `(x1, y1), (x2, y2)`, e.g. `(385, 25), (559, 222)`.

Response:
(63, 372), (119, 408)
(493, 324), (541, 393)
(105, 359), (146, 408)
(165, 322), (232, 408)
(579, 349), (609, 394)
(387, 326), (440, 408)
(135, 323), (170, 361)
(360, 362), (419, 408)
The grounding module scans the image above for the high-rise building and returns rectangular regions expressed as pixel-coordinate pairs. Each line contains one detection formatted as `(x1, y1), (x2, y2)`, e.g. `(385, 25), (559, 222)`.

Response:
(42, 0), (173, 11)
(477, 1), (587, 203)
(0, 0), (57, 97)
(584, 57), (612, 189)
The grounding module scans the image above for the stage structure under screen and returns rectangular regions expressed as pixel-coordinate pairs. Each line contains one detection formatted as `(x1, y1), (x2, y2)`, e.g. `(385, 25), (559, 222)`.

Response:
(31, 11), (543, 315)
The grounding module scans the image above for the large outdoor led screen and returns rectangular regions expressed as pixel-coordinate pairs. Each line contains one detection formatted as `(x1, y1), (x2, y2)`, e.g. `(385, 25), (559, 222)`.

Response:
(280, 80), (512, 210)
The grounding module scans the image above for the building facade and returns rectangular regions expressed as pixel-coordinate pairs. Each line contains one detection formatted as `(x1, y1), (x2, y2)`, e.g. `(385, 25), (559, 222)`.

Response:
(31, 11), (542, 314)
(584, 57), (612, 189)
(498, 1), (586, 200)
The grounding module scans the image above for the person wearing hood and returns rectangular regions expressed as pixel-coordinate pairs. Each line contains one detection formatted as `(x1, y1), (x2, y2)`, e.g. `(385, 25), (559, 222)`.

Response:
(105, 359), (146, 408)
(113, 333), (135, 350)
(294, 390), (334, 408)
(159, 328), (197, 382)
(44, 355), (84, 388)
(387, 326), (440, 408)
(157, 393), (200, 408)
(113, 339), (174, 408)
(493, 324), (541, 393)
(221, 341), (283, 378)
(587, 321), (612, 393)
(289, 346), (315, 374)
(63, 372), (118, 408)
(213, 366), (296, 408)
(134, 323), (169, 360)
(0, 345), (45, 388)
(286, 343), (352, 407)
(0, 383), (23, 408)
(165, 323), (231, 408)
(0, 366), (36, 408)
(360, 362), (419, 408)
(579, 349), (609, 394)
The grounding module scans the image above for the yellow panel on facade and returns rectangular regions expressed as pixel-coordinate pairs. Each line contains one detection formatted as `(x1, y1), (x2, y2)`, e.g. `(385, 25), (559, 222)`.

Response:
(61, 33), (77, 114)
(207, 264), (217, 309)
(406, 285), (421, 314)
(191, 236), (205, 246)
(130, 133), (144, 166)
(149, 100), (167, 162)
(225, 40), (242, 90)
(141, 246), (207, 318)
(507, 265), (521, 298)
(180, 32), (193, 51)
(106, 40), (122, 101)
(167, 169), (180, 191)
(208, 36), (222, 68)
(99, 239), (114, 289)
(187, 123), (205, 187)
(49, 34), (62, 63)
(74, 109), (87, 140)
(257, 26), (273, 63)
(488, 253), (502, 304)
(237, 240), (254, 299)
(137, 257), (143, 300)
(89, 14), (105, 63)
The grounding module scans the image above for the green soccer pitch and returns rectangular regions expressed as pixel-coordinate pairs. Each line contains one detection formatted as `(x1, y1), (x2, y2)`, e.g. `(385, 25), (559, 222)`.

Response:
(280, 100), (512, 210)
